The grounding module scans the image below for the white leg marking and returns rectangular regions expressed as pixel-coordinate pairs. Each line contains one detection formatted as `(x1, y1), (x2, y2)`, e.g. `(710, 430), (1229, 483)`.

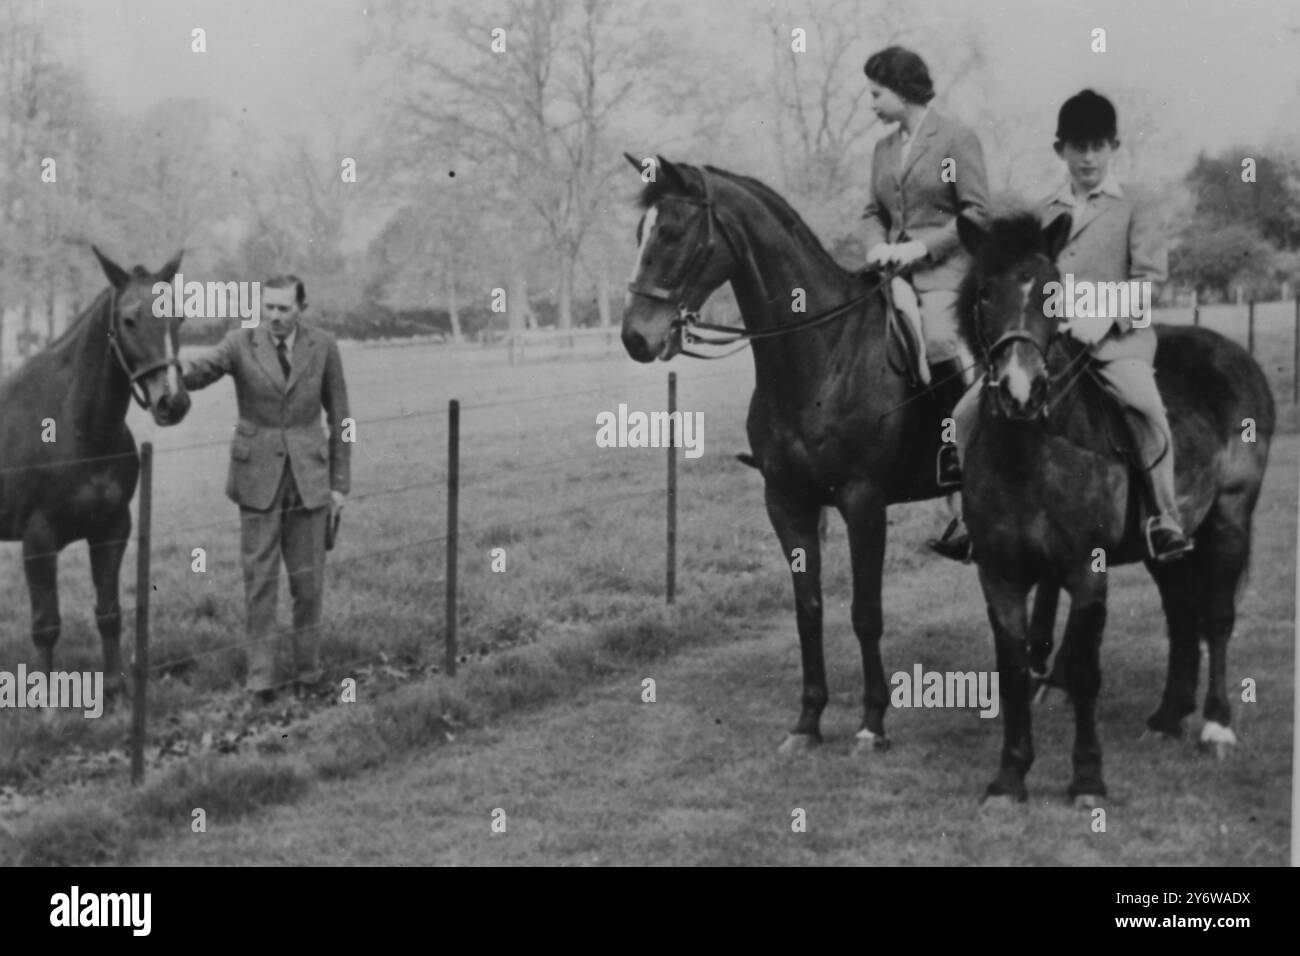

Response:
(1200, 721), (1237, 745)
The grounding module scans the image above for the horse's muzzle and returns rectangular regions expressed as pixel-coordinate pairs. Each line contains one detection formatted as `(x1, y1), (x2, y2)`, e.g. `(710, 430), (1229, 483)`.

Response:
(151, 387), (191, 425)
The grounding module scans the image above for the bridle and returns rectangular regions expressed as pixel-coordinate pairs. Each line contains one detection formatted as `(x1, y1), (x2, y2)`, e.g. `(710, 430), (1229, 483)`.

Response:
(104, 286), (182, 411)
(972, 286), (1092, 420)
(627, 166), (896, 359)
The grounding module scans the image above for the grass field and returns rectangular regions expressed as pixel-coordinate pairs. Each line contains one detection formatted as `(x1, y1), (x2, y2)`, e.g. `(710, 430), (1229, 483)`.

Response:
(0, 309), (1294, 865)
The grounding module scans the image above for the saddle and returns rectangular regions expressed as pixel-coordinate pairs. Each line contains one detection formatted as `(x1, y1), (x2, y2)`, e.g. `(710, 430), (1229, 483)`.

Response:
(880, 271), (928, 389)
(1069, 359), (1161, 534)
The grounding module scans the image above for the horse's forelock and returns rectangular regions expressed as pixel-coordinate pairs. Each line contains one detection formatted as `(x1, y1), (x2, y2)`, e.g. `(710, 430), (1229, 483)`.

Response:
(975, 213), (1048, 274)
(636, 163), (698, 209)
(956, 212), (1050, 354)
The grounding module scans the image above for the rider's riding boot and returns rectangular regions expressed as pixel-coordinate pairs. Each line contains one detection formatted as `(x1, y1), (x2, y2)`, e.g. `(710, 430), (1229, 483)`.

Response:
(1137, 425), (1193, 562)
(936, 443), (962, 487)
(1145, 512), (1193, 563)
(928, 514), (975, 563)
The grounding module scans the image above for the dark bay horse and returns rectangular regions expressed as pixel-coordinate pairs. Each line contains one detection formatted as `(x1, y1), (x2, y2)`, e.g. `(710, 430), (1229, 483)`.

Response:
(955, 212), (1273, 802)
(0, 248), (190, 696)
(621, 154), (977, 753)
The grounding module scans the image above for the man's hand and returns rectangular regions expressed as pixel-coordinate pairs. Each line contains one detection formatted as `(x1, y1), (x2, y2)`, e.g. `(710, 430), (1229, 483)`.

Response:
(331, 490), (346, 511)
(1063, 314), (1114, 345)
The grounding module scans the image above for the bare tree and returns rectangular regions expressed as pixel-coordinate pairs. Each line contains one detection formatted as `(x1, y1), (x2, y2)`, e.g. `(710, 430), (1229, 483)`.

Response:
(378, 0), (661, 329)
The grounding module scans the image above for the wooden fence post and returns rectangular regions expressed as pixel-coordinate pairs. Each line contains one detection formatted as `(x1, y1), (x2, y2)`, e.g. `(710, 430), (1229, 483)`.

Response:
(130, 442), (152, 786)
(667, 372), (677, 605)
(445, 401), (459, 676)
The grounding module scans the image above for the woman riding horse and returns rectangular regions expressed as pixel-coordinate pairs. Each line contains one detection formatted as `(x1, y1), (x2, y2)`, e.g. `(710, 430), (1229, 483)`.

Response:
(859, 46), (991, 558)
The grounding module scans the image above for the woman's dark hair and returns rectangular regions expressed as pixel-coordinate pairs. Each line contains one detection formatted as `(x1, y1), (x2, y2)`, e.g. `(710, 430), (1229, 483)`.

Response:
(863, 46), (935, 105)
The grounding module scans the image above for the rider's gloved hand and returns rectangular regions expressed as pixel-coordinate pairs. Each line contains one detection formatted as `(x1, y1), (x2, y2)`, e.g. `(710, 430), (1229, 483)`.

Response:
(1064, 313), (1114, 345)
(891, 240), (928, 267)
(865, 243), (893, 268)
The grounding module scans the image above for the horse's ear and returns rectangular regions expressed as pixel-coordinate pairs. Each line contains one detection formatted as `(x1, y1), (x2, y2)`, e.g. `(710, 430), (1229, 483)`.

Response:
(656, 155), (688, 193)
(957, 215), (989, 258)
(157, 250), (184, 284)
(1042, 213), (1072, 262)
(91, 245), (130, 289)
(624, 151), (644, 173)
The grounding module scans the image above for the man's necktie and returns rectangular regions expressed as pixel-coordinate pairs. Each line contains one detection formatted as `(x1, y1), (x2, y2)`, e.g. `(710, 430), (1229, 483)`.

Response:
(275, 338), (290, 380)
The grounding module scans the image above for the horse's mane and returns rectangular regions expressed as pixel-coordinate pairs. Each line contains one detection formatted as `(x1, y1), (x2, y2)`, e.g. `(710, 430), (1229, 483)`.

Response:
(45, 266), (156, 353)
(45, 286), (112, 352)
(637, 162), (851, 279)
(955, 209), (1048, 356)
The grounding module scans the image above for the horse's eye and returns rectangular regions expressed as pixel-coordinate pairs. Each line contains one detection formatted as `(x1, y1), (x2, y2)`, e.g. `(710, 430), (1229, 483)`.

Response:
(123, 315), (137, 328)
(1018, 271), (1033, 282)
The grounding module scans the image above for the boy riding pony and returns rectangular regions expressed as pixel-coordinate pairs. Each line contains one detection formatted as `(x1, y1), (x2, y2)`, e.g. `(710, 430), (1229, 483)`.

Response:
(940, 88), (1191, 564)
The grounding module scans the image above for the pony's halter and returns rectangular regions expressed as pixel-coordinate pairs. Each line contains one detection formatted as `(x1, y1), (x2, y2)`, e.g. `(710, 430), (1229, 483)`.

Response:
(973, 295), (1091, 418)
(105, 286), (182, 411)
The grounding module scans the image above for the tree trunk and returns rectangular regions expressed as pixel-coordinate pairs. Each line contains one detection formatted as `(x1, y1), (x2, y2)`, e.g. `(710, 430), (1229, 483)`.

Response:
(46, 269), (56, 343)
(445, 259), (462, 343)
(597, 265), (611, 327)
(507, 255), (534, 332)
(556, 253), (574, 330)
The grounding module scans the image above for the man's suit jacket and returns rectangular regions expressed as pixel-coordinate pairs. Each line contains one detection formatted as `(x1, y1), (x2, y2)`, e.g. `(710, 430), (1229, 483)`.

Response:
(1041, 182), (1168, 363)
(861, 109), (992, 293)
(183, 323), (351, 510)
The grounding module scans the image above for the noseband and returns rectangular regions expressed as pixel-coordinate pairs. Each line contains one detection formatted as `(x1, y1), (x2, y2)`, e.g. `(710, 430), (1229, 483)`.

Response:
(626, 167), (737, 319)
(105, 287), (182, 411)
(973, 296), (1091, 419)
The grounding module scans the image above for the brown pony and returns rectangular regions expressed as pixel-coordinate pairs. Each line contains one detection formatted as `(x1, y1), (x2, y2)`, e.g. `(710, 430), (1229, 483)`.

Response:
(955, 212), (1273, 802)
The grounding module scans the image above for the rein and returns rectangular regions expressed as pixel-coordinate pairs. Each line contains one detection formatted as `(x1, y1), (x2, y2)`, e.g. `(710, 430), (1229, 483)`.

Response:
(104, 286), (181, 411)
(627, 166), (900, 360)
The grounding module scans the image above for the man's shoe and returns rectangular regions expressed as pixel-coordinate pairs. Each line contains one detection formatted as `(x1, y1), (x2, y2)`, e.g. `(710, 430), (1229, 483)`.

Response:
(1146, 518), (1194, 563)
(928, 516), (975, 563)
(936, 444), (962, 487)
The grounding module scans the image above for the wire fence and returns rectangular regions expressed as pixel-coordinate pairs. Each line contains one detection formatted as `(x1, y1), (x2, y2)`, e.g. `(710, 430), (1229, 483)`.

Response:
(7, 295), (1299, 784)
(92, 369), (691, 783)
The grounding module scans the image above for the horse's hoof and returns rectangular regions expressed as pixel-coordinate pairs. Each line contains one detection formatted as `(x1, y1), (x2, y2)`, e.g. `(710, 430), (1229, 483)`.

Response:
(982, 782), (1027, 805)
(777, 733), (820, 755)
(1198, 721), (1237, 760)
(1068, 781), (1106, 807)
(852, 729), (890, 755)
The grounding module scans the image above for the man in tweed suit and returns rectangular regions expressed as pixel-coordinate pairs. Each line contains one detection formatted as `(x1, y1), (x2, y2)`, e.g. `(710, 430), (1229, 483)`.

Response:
(945, 89), (1189, 563)
(183, 275), (351, 702)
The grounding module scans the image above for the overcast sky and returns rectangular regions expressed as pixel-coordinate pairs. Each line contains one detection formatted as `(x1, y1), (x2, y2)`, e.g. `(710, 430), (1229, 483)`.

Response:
(59, 0), (1300, 157)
